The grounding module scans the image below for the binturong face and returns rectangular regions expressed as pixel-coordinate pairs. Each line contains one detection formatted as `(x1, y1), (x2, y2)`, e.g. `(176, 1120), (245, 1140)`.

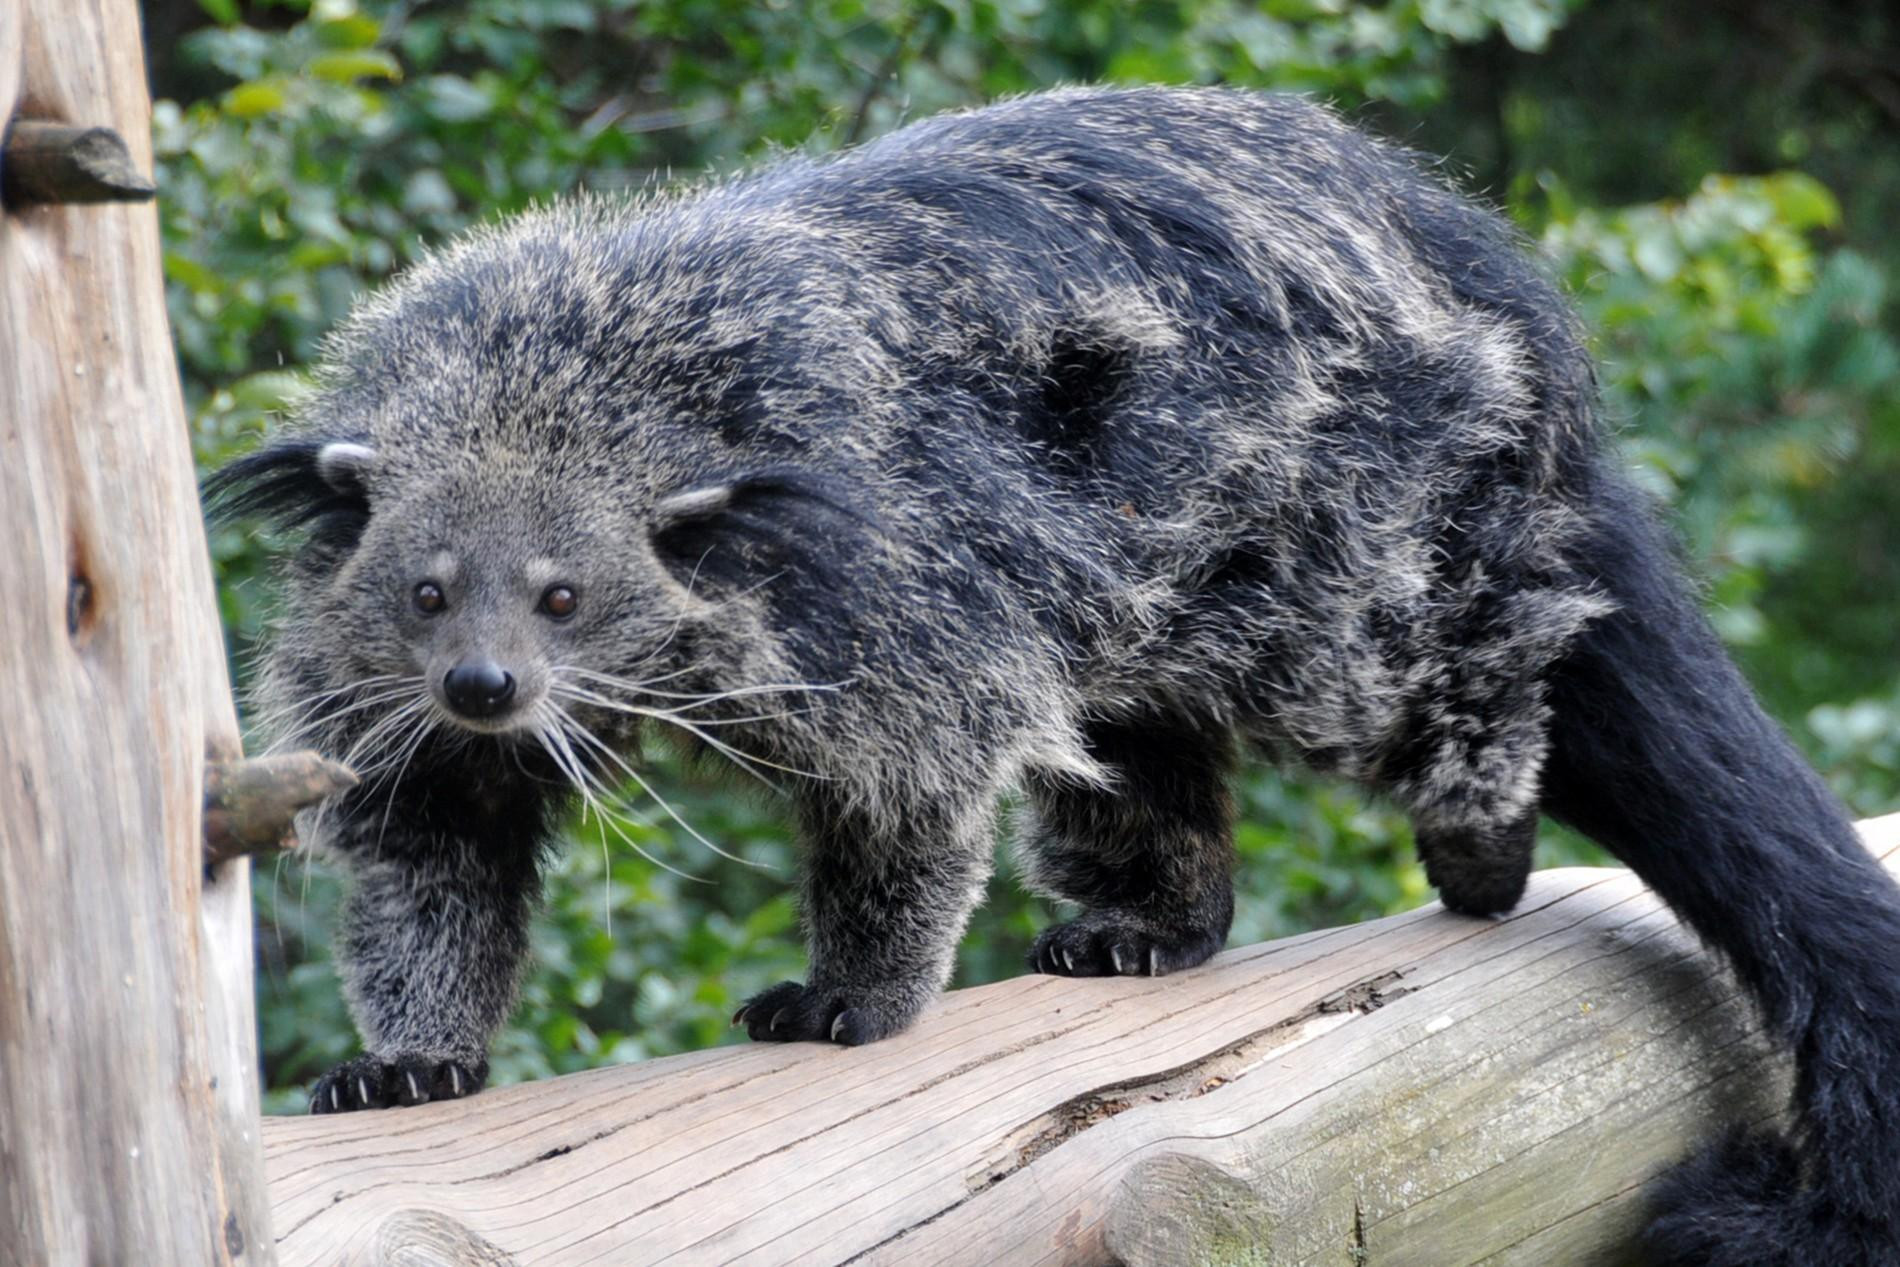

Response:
(277, 437), (717, 779)
(323, 446), (599, 737)
(212, 201), (892, 800)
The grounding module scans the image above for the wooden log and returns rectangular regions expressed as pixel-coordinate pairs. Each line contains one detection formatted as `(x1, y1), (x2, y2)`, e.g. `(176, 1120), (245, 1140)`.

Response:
(260, 814), (1900, 1266)
(0, 1), (273, 1262)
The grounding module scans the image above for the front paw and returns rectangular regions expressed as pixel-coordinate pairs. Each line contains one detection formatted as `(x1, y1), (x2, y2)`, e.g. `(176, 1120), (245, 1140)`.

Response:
(1029, 909), (1223, 978)
(733, 980), (916, 1046)
(308, 1052), (488, 1114)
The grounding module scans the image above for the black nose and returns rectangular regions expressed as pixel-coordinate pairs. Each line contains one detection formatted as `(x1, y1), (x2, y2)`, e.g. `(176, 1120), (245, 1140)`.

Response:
(443, 659), (516, 718)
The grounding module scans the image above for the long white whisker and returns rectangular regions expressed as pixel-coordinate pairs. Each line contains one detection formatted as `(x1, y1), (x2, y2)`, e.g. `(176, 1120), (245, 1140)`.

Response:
(282, 682), (430, 744)
(552, 683), (814, 728)
(595, 812), (612, 938)
(550, 684), (824, 786)
(566, 699), (798, 786)
(247, 673), (409, 723)
(555, 686), (787, 789)
(558, 666), (845, 707)
(374, 708), (438, 855)
(552, 705), (773, 872)
(297, 693), (429, 846)
(341, 692), (428, 753)
(341, 697), (433, 781)
(251, 676), (420, 743)
(561, 664), (705, 692)
(550, 678), (837, 786)
(635, 547), (711, 668)
(536, 707), (705, 884)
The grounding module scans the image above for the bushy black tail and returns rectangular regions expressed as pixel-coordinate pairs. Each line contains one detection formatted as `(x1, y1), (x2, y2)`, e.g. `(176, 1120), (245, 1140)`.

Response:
(1541, 468), (1900, 1265)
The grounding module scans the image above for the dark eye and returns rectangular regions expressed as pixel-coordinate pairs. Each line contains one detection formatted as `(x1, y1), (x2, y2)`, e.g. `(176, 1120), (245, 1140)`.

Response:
(413, 581), (446, 615)
(540, 584), (578, 620)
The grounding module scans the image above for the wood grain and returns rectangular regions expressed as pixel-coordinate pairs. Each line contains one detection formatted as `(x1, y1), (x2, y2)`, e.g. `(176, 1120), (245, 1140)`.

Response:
(0, 1), (271, 1261)
(263, 815), (1899, 1266)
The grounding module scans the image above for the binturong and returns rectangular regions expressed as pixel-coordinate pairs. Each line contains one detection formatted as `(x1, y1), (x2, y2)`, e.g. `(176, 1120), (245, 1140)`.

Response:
(208, 86), (1900, 1264)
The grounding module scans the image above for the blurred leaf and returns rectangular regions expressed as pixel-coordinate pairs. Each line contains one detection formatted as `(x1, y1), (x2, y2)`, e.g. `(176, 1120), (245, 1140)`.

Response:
(316, 14), (384, 49)
(421, 74), (495, 122)
(223, 80), (288, 117)
(308, 50), (402, 83)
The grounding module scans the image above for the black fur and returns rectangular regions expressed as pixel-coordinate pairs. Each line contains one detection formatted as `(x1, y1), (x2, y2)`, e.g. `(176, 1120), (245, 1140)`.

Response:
(214, 87), (1900, 1261)
(204, 437), (373, 558)
(1022, 715), (1237, 977)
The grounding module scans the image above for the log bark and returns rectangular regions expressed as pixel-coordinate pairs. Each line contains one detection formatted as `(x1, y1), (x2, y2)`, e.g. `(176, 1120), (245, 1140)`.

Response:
(0, 1), (273, 1262)
(261, 814), (1899, 1266)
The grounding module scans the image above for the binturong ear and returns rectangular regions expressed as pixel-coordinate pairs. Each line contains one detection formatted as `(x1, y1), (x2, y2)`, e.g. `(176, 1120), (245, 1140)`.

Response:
(651, 468), (877, 536)
(202, 436), (378, 553)
(314, 441), (378, 498)
(652, 483), (734, 524)
(650, 467), (882, 591)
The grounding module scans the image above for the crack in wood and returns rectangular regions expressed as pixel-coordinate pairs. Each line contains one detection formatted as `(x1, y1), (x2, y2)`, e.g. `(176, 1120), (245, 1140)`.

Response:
(619, 1016), (1104, 1229)
(814, 977), (1409, 1267)
(967, 970), (1412, 1194)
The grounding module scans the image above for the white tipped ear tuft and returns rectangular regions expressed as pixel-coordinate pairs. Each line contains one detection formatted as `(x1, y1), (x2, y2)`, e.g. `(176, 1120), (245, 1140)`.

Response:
(655, 485), (733, 523)
(316, 442), (378, 495)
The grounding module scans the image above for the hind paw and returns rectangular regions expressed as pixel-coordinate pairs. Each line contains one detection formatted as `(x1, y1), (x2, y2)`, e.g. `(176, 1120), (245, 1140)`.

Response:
(1417, 815), (1536, 917)
(308, 1052), (487, 1113)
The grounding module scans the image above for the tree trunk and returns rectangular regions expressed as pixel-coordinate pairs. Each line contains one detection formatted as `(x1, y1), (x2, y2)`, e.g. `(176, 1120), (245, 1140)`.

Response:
(260, 815), (1898, 1266)
(0, 2), (273, 1262)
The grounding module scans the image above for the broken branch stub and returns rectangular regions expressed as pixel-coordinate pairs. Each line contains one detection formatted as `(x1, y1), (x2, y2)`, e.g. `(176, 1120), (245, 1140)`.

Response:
(1, 119), (157, 205)
(203, 752), (356, 867)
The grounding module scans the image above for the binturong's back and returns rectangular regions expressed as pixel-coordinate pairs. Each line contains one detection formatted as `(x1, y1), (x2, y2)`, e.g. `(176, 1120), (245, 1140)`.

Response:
(210, 86), (1900, 1265)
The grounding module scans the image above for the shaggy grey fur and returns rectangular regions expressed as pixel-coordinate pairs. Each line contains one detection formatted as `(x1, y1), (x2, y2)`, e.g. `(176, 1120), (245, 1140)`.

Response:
(230, 81), (1609, 1082)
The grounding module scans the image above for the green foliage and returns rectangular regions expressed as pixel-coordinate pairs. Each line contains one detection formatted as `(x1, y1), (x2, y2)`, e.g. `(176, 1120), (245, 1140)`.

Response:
(151, 0), (1900, 1111)
(1542, 172), (1900, 782)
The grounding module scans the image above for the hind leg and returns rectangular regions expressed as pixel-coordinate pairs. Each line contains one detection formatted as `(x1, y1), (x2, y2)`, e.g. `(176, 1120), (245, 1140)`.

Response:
(1384, 660), (1549, 918)
(1020, 718), (1235, 978)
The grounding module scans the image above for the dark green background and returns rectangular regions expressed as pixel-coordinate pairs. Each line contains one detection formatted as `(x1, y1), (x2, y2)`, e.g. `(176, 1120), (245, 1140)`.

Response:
(141, 0), (1900, 1112)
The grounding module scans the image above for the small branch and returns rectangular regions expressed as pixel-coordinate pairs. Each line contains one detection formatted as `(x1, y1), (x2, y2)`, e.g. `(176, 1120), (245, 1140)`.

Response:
(203, 752), (356, 867)
(1, 121), (157, 206)
(844, 19), (919, 146)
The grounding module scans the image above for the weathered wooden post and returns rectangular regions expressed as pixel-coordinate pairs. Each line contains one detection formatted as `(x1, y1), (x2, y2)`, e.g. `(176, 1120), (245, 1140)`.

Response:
(0, 1), (275, 1260)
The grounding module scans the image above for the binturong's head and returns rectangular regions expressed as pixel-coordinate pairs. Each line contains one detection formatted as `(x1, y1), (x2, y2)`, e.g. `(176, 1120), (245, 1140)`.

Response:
(209, 431), (692, 749)
(291, 437), (600, 735)
(204, 199), (888, 784)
